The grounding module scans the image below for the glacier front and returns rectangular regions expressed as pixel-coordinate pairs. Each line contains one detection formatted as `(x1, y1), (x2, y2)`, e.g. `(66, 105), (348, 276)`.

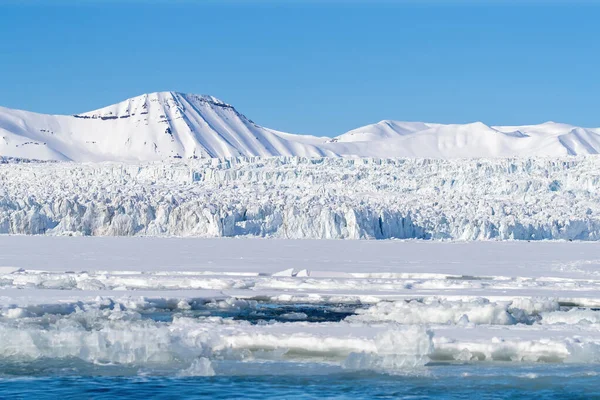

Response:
(0, 156), (598, 240)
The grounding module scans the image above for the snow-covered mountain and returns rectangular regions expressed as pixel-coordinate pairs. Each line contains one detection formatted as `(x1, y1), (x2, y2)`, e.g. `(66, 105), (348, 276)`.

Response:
(330, 120), (600, 158)
(0, 92), (332, 161)
(1, 91), (599, 161)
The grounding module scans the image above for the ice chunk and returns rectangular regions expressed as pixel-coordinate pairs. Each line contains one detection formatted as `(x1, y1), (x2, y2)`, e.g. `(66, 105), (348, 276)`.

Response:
(272, 268), (295, 277)
(344, 327), (434, 374)
(178, 358), (215, 377)
(347, 298), (518, 325)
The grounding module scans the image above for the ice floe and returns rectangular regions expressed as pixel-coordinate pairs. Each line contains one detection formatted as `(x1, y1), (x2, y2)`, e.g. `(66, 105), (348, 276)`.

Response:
(1, 238), (599, 376)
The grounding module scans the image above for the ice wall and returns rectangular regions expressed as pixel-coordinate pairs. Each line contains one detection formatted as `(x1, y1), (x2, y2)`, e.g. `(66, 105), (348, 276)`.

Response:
(1, 156), (598, 239)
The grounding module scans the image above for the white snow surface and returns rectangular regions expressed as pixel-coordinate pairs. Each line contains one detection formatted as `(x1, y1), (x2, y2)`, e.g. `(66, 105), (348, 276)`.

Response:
(0, 92), (332, 162)
(1, 238), (600, 375)
(0, 156), (598, 239)
(2, 91), (600, 161)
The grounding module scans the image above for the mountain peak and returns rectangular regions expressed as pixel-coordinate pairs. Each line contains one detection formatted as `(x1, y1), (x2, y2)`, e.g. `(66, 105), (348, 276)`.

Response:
(76, 91), (232, 119)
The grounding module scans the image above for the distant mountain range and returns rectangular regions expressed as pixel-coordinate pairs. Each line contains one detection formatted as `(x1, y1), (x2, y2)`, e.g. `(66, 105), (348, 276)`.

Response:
(1, 91), (599, 161)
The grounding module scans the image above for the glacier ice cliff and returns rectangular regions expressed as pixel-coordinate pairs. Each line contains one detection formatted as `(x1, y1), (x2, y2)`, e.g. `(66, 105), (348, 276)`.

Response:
(0, 156), (598, 240)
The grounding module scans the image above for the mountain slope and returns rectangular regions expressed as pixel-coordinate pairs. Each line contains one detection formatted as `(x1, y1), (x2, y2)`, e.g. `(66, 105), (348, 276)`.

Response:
(1, 92), (599, 161)
(328, 120), (600, 158)
(0, 92), (332, 161)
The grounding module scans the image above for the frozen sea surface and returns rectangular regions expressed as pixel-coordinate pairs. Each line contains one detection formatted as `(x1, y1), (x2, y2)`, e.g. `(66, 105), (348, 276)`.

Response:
(1, 237), (600, 398)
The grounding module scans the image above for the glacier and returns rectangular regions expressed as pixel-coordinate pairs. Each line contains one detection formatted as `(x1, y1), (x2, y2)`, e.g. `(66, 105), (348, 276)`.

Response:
(1, 156), (598, 240)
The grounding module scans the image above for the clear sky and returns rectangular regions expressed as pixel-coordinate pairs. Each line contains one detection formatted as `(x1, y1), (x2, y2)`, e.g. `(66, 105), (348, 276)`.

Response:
(0, 1), (598, 136)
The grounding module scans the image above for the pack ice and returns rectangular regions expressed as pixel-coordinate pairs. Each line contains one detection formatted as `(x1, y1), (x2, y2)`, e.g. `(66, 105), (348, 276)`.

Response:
(0, 156), (597, 239)
(1, 238), (600, 376)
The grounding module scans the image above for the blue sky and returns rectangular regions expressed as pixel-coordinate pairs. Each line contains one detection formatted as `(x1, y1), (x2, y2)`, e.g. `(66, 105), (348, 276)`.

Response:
(0, 1), (598, 136)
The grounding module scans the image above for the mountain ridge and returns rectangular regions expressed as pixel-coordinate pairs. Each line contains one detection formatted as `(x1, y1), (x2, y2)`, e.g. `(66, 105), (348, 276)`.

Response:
(1, 91), (599, 161)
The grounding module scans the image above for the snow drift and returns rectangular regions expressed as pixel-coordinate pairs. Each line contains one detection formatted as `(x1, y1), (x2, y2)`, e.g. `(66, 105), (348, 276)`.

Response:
(1, 91), (600, 161)
(0, 156), (598, 239)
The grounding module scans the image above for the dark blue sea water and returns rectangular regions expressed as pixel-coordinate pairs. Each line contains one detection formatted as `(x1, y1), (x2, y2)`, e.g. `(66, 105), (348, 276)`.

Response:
(1, 364), (598, 399)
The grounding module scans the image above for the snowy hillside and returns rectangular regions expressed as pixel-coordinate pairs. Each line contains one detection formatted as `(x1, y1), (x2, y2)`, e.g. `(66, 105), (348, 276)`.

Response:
(1, 156), (598, 239)
(1, 91), (600, 161)
(0, 92), (332, 161)
(332, 120), (600, 158)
